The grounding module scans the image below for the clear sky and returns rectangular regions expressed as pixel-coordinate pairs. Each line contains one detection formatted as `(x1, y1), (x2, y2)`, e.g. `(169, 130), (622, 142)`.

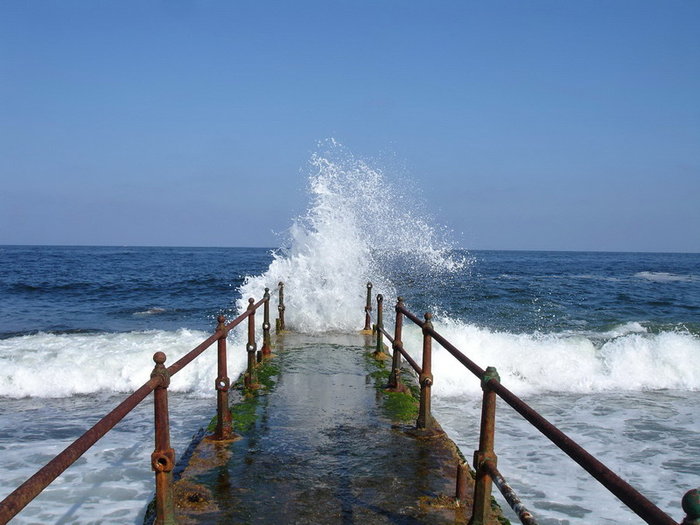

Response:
(1, 1), (698, 252)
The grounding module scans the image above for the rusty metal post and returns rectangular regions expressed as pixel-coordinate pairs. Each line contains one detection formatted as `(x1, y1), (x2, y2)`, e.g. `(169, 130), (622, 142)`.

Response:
(469, 366), (500, 525)
(261, 287), (272, 357)
(245, 298), (259, 390)
(374, 294), (385, 356)
(213, 315), (233, 440)
(363, 281), (372, 331)
(683, 489), (700, 525)
(416, 312), (434, 430)
(276, 281), (285, 332)
(150, 352), (175, 525)
(388, 297), (405, 390)
(456, 460), (469, 502)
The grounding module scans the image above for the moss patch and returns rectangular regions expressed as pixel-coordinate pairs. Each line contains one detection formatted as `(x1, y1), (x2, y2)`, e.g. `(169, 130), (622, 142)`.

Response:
(365, 351), (420, 423)
(384, 390), (419, 421)
(207, 358), (280, 434)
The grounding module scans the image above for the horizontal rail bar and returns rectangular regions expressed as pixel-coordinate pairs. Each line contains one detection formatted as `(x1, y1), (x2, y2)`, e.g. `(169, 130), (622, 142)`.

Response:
(487, 379), (677, 525)
(168, 299), (266, 377)
(398, 305), (484, 377)
(0, 378), (160, 522)
(397, 304), (423, 328)
(484, 461), (538, 525)
(398, 302), (676, 525)
(1, 296), (270, 524)
(378, 325), (395, 344)
(378, 326), (422, 374)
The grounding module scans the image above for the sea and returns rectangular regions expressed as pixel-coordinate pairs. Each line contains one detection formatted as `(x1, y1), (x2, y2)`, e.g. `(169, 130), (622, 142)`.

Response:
(1, 145), (698, 524)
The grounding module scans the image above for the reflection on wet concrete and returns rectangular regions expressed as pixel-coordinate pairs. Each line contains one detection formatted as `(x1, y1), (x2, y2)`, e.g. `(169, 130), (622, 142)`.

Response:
(173, 333), (501, 524)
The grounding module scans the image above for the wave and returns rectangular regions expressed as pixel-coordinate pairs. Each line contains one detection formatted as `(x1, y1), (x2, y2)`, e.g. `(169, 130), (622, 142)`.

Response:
(635, 271), (697, 283)
(398, 318), (700, 396)
(133, 307), (167, 316)
(3, 321), (697, 399)
(237, 140), (466, 332)
(0, 330), (251, 398)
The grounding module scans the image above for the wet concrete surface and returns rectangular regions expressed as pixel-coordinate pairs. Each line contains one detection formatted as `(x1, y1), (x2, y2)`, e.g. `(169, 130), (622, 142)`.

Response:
(172, 333), (504, 524)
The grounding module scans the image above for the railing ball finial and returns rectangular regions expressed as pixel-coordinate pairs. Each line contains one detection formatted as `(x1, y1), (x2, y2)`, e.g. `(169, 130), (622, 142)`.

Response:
(153, 351), (166, 366)
(683, 489), (700, 524)
(248, 297), (255, 309)
(482, 366), (501, 390)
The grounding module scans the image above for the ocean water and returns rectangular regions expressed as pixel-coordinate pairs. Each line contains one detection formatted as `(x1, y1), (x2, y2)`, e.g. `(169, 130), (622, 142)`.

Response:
(1, 144), (699, 524)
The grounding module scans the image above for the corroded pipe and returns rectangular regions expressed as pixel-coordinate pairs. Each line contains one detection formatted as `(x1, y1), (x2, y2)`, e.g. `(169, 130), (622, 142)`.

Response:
(469, 366), (500, 525)
(416, 312), (434, 430)
(363, 281), (373, 331)
(374, 294), (385, 356)
(213, 315), (233, 440)
(277, 282), (285, 332)
(387, 297), (405, 390)
(484, 461), (538, 525)
(151, 352), (175, 525)
(261, 287), (272, 357)
(245, 298), (259, 390)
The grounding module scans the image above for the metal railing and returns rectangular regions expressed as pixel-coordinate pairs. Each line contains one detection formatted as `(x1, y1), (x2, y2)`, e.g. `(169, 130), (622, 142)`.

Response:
(0, 284), (285, 525)
(366, 287), (699, 525)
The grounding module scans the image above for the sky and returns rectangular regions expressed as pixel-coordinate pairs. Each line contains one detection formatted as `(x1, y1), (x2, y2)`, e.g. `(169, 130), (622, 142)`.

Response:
(1, 1), (698, 252)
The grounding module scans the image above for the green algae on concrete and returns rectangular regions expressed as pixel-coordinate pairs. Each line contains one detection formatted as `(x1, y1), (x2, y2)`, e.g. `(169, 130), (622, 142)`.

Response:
(171, 332), (506, 524)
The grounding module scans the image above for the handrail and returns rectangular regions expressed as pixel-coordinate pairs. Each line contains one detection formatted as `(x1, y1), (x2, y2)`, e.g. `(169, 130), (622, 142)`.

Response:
(378, 325), (422, 375)
(0, 378), (160, 523)
(0, 285), (282, 525)
(368, 289), (692, 525)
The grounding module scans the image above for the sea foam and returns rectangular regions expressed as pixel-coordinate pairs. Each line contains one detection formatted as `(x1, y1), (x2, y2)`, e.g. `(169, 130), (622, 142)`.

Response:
(0, 329), (250, 398)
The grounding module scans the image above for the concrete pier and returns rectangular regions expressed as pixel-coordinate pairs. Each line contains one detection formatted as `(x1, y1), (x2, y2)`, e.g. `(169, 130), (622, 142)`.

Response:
(168, 332), (505, 524)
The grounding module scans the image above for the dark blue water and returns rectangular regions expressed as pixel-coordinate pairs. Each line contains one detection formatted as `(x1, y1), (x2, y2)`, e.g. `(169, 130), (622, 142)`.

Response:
(433, 250), (700, 334)
(0, 246), (274, 338)
(2, 246), (698, 339)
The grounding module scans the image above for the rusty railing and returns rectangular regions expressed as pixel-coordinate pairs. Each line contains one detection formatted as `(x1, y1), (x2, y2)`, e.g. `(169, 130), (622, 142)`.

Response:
(368, 288), (698, 525)
(0, 285), (284, 525)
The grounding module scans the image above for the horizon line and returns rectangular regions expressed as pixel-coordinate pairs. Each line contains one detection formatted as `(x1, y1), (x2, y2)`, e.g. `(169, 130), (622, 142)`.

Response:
(1, 243), (698, 255)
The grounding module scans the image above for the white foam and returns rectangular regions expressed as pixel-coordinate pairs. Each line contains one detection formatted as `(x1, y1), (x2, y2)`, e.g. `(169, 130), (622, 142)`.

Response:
(0, 329), (251, 398)
(397, 318), (700, 396)
(635, 271), (697, 282)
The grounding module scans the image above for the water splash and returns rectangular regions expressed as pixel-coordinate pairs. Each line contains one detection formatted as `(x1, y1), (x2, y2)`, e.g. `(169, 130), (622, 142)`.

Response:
(238, 141), (466, 332)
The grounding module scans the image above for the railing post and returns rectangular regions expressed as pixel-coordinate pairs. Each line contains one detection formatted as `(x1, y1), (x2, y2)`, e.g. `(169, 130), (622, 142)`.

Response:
(416, 312), (434, 430)
(469, 366), (500, 525)
(456, 460), (469, 502)
(683, 489), (700, 525)
(276, 281), (285, 332)
(388, 297), (405, 390)
(150, 352), (175, 525)
(261, 287), (272, 357)
(213, 315), (233, 440)
(245, 298), (259, 390)
(374, 294), (387, 357)
(363, 281), (372, 332)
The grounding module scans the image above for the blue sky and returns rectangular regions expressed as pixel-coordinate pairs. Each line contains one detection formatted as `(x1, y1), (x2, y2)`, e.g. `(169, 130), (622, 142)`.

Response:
(1, 1), (698, 252)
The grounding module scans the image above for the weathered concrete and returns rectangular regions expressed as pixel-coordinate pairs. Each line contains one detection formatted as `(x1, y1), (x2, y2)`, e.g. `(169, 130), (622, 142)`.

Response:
(170, 332), (505, 524)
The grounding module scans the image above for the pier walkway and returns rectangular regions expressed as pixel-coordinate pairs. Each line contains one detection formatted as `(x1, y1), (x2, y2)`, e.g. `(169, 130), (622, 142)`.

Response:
(168, 332), (499, 524)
